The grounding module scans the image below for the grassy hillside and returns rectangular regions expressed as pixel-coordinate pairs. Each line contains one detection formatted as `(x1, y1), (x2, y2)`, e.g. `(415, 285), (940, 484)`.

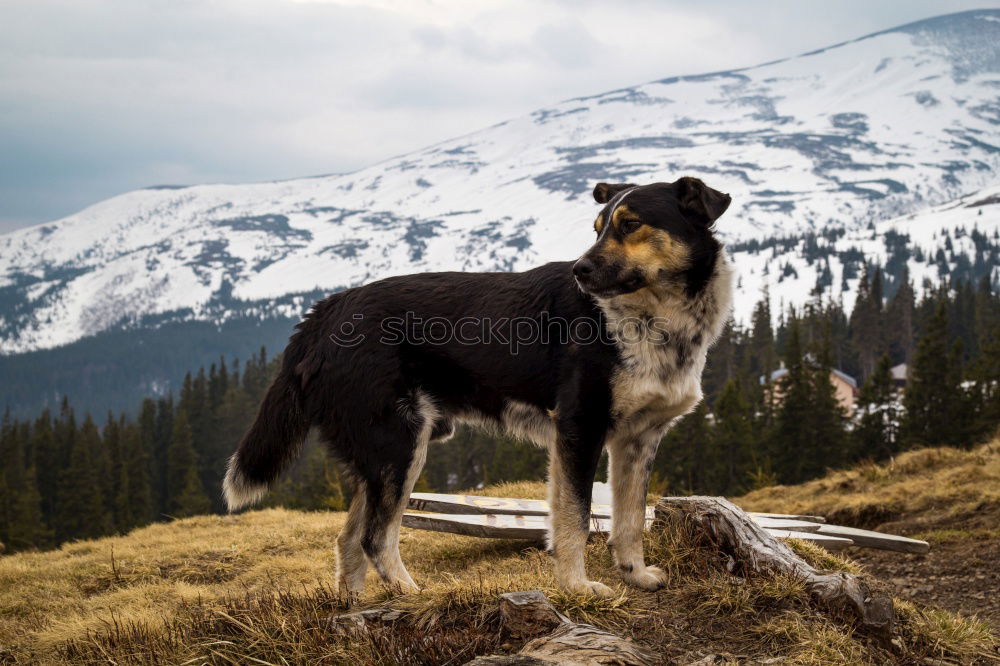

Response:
(1, 465), (998, 664)
(738, 439), (1000, 641)
(738, 440), (1000, 536)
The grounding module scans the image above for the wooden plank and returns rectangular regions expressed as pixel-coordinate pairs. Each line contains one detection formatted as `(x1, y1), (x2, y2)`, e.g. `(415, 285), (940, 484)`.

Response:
(750, 512), (827, 524)
(752, 517), (823, 532)
(408, 493), (550, 516)
(407, 492), (826, 523)
(814, 524), (930, 554)
(402, 512), (548, 540)
(766, 529), (854, 551)
(402, 512), (848, 552)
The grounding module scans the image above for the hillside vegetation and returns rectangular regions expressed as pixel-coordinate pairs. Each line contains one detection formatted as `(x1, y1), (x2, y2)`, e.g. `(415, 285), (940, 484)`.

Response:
(1, 452), (998, 664)
(738, 440), (1000, 537)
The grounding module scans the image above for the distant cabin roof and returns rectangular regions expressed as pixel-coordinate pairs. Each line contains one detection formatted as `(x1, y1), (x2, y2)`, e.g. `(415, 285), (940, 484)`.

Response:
(762, 366), (858, 389)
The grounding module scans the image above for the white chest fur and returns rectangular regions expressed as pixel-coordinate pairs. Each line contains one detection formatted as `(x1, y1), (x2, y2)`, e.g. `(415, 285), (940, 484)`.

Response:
(600, 252), (734, 435)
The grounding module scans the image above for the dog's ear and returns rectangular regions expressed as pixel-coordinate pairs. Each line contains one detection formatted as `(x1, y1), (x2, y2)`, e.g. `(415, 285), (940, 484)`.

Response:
(593, 182), (636, 204)
(675, 177), (731, 224)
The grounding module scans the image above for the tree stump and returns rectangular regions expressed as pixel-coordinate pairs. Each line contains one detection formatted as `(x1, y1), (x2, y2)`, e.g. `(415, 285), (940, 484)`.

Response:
(655, 496), (894, 636)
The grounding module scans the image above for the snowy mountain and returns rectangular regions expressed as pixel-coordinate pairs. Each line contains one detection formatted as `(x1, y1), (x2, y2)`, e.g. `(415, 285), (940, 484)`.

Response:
(728, 183), (1000, 317)
(1, 10), (999, 356)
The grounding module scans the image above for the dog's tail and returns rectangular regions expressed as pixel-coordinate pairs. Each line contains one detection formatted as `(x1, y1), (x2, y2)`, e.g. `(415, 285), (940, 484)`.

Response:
(223, 369), (310, 512)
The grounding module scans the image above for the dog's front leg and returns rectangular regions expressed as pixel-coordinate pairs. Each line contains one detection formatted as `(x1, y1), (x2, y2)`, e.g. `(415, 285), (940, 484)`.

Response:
(607, 431), (667, 590)
(548, 415), (612, 597)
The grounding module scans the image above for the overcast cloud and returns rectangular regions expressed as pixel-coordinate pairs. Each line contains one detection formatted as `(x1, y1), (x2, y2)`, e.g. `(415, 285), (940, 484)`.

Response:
(1, 0), (997, 233)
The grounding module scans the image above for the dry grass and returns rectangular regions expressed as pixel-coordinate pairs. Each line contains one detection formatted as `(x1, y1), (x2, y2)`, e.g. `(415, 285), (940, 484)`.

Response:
(738, 440), (1000, 533)
(1, 459), (997, 664)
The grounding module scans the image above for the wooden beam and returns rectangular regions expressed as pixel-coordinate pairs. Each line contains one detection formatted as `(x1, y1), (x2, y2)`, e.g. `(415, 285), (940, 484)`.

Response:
(401, 511), (849, 550)
(814, 524), (929, 554)
(407, 492), (827, 523)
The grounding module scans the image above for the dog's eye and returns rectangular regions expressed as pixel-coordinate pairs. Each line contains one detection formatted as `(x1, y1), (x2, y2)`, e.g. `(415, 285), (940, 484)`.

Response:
(620, 219), (642, 235)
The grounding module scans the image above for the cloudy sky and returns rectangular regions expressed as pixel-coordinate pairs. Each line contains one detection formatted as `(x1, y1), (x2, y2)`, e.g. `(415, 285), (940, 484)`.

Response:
(1, 0), (996, 233)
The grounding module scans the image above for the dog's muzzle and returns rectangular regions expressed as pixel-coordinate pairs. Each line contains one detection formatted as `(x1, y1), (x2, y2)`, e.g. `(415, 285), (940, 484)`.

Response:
(573, 256), (644, 298)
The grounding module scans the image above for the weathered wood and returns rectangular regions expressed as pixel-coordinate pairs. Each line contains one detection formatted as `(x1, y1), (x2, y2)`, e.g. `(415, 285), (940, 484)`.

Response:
(655, 496), (894, 635)
(408, 492), (827, 523)
(403, 511), (548, 540)
(484, 590), (653, 666)
(751, 517), (824, 532)
(765, 529), (853, 551)
(409, 492), (552, 517)
(498, 591), (570, 638)
(518, 623), (655, 666)
(322, 608), (404, 634)
(402, 512), (849, 550)
(464, 656), (553, 665)
(814, 523), (930, 554)
(750, 511), (826, 523)
(409, 493), (931, 554)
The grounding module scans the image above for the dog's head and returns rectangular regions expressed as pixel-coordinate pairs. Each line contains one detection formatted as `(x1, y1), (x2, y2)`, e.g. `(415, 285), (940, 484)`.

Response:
(573, 177), (730, 299)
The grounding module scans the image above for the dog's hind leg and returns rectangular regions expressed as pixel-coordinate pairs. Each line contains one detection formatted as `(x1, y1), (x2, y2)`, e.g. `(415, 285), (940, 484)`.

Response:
(335, 474), (369, 599)
(360, 392), (437, 593)
(607, 431), (667, 590)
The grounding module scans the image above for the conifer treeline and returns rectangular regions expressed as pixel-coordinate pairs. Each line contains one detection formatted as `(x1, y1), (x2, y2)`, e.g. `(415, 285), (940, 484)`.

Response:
(654, 271), (1000, 496)
(1, 273), (998, 553)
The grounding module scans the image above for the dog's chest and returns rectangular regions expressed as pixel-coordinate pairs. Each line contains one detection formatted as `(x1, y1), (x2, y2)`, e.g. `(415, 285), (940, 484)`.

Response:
(610, 332), (705, 429)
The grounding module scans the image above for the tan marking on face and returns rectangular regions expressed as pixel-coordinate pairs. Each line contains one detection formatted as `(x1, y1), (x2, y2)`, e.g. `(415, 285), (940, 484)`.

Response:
(621, 227), (690, 277)
(610, 204), (635, 231)
(594, 213), (605, 234)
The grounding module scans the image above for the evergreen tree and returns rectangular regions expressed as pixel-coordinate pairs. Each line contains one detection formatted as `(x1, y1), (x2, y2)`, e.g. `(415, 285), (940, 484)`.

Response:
(771, 320), (813, 483)
(807, 326), (847, 475)
(121, 422), (154, 528)
(138, 399), (158, 518)
(54, 415), (111, 541)
(651, 402), (711, 495)
(902, 301), (965, 447)
(7, 462), (49, 550)
(709, 379), (755, 495)
(152, 397), (174, 515)
(165, 409), (211, 518)
(850, 265), (883, 381)
(264, 439), (346, 511)
(31, 409), (57, 526)
(853, 354), (900, 460)
(886, 275), (916, 364)
(486, 432), (548, 486)
(105, 413), (131, 532)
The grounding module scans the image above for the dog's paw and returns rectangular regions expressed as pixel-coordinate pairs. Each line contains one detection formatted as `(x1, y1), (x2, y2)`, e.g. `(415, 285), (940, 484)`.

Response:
(387, 579), (420, 595)
(563, 579), (615, 597)
(621, 564), (668, 591)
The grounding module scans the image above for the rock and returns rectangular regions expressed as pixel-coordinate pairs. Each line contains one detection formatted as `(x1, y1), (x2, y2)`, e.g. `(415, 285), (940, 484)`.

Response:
(499, 591), (570, 638)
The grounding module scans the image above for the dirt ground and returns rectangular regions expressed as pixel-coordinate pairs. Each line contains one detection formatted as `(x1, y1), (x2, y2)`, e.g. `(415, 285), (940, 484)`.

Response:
(853, 537), (1000, 634)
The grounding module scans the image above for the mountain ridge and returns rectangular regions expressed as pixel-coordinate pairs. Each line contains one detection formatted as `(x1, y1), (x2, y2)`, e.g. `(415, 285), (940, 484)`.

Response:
(1, 10), (998, 367)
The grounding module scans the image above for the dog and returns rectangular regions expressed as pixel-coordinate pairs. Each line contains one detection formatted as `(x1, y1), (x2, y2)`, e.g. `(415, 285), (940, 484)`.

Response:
(223, 176), (734, 597)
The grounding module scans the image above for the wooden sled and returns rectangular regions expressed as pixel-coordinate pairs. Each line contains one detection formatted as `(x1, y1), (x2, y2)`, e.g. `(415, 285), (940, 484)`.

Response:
(405, 492), (929, 554)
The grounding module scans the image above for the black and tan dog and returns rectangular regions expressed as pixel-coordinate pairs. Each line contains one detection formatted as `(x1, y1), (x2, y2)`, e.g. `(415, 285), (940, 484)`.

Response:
(224, 177), (734, 597)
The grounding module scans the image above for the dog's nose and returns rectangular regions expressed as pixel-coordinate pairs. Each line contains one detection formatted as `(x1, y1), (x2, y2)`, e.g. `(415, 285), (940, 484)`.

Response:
(573, 258), (595, 280)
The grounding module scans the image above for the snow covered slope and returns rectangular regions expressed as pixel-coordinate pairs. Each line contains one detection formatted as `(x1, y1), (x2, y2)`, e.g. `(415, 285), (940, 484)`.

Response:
(729, 183), (1000, 318)
(1, 10), (999, 353)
